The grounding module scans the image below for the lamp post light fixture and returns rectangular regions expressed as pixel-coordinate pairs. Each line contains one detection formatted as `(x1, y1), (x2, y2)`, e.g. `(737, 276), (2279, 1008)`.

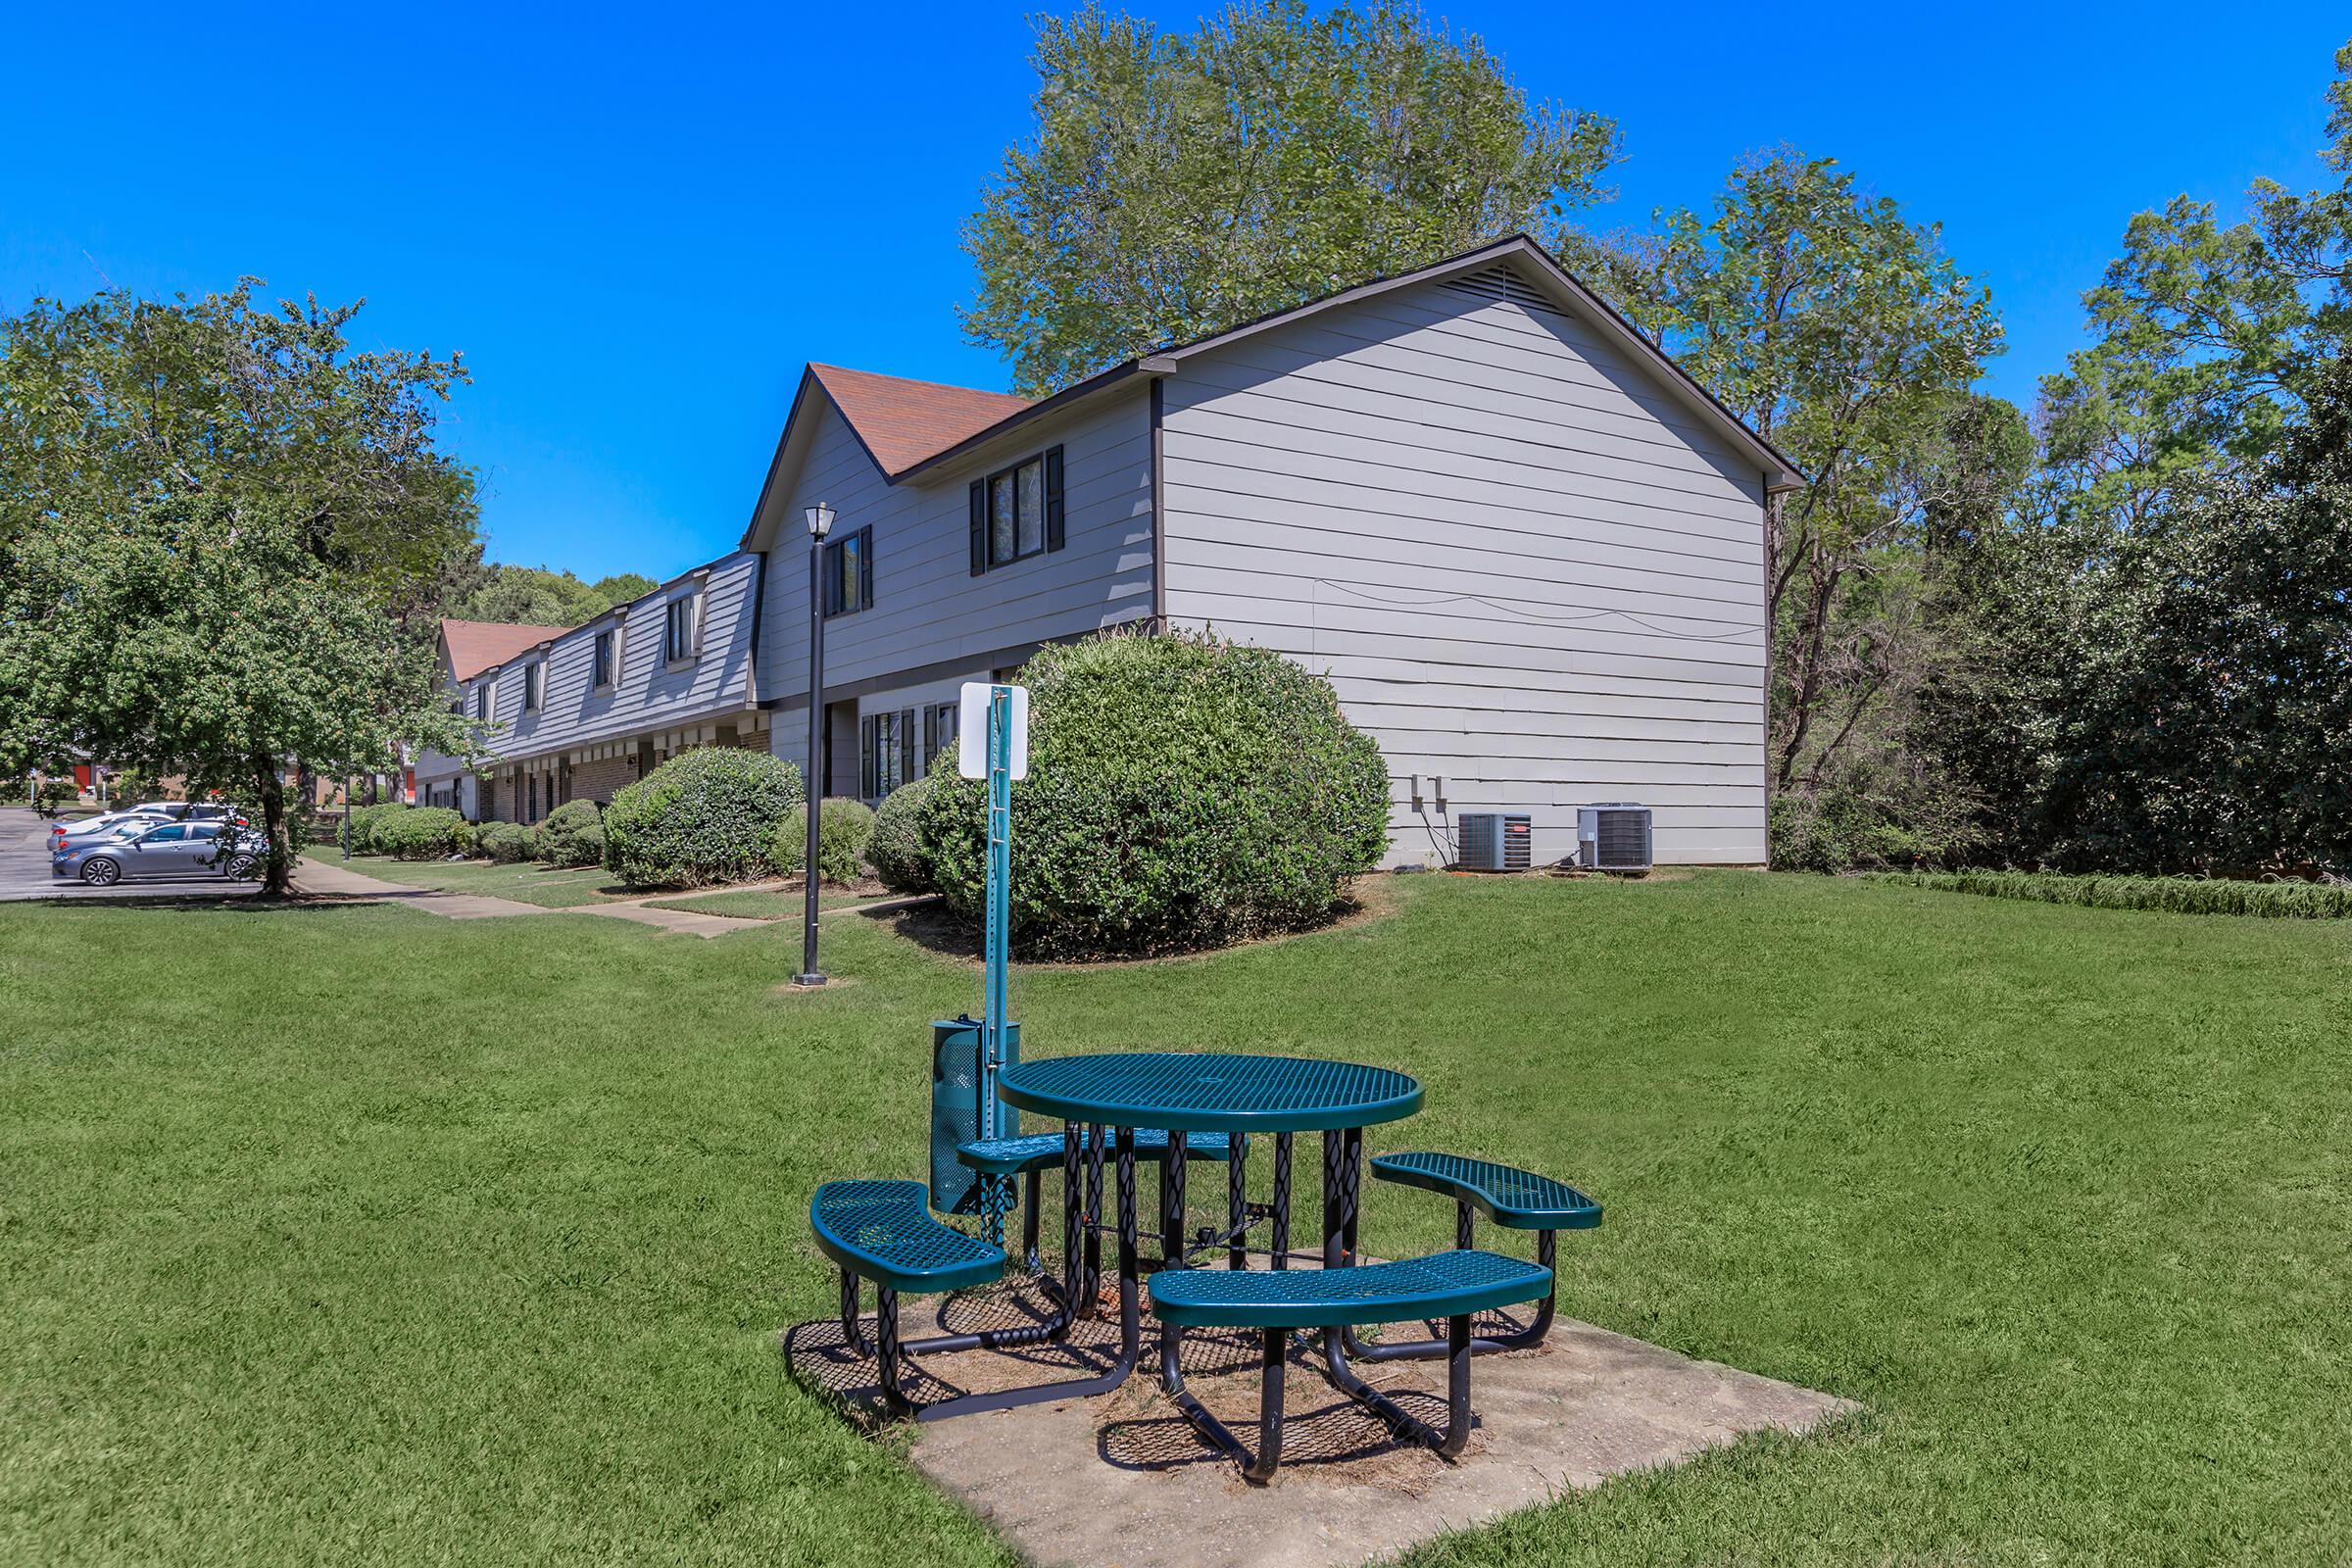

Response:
(794, 501), (836, 987)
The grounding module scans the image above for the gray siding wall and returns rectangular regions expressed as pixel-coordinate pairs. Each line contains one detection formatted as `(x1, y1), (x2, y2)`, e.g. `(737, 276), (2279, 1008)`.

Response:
(420, 551), (761, 781)
(1156, 273), (1770, 866)
(754, 390), (1155, 710)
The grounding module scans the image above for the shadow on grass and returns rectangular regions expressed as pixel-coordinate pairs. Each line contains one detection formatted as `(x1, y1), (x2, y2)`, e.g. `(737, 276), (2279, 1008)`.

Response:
(858, 884), (1390, 968)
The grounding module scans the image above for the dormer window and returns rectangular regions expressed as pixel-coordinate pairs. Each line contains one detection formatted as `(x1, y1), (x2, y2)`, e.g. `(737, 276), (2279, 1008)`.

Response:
(474, 681), (493, 722)
(593, 628), (616, 689)
(664, 593), (699, 663)
(522, 662), (543, 713)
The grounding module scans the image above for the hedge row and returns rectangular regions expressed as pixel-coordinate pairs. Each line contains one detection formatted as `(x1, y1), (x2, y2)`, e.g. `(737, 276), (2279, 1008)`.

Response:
(1865, 870), (2352, 919)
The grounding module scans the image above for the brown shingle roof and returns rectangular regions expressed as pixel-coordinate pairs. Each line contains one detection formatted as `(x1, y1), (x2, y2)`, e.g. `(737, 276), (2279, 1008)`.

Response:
(441, 618), (571, 681)
(809, 363), (1032, 478)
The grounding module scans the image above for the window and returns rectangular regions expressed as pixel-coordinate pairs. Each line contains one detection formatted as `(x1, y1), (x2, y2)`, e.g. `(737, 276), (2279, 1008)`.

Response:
(189, 824), (220, 841)
(967, 445), (1065, 574)
(823, 526), (874, 617)
(592, 629), (615, 689)
(527, 773), (538, 822)
(860, 709), (916, 799)
(140, 825), (186, 843)
(922, 703), (957, 774)
(523, 662), (543, 713)
(474, 681), (492, 722)
(664, 594), (699, 662)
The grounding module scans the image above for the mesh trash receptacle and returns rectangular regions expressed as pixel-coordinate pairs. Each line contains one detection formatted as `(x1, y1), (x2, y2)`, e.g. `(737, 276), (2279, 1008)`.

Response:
(930, 1016), (1020, 1215)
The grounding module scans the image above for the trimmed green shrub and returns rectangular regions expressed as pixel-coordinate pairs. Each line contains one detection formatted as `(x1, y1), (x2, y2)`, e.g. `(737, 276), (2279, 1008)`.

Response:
(770, 796), (876, 885)
(867, 774), (939, 894)
(536, 800), (603, 867)
(1865, 870), (2352, 919)
(478, 821), (538, 863)
(602, 746), (805, 889)
(346, 802), (407, 855)
(372, 806), (472, 860)
(912, 629), (1390, 958)
(35, 778), (78, 811)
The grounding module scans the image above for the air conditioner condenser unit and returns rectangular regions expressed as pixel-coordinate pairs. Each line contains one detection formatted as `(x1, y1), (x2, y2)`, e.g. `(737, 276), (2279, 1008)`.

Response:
(1576, 804), (1652, 872)
(1456, 811), (1533, 871)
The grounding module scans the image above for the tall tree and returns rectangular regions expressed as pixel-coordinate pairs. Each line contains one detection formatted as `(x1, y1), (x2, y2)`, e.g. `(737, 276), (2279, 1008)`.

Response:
(1597, 152), (2004, 809)
(448, 564), (654, 627)
(0, 281), (481, 890)
(0, 498), (472, 892)
(0, 280), (476, 625)
(2037, 40), (2352, 533)
(962, 0), (1621, 395)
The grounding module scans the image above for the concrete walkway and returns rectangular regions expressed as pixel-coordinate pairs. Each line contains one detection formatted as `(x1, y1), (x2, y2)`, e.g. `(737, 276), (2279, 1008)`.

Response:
(290, 858), (766, 939)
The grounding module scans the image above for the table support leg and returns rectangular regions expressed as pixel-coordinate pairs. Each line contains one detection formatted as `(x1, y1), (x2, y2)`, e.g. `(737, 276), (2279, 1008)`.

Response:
(1227, 1133), (1248, 1271)
(1160, 1128), (1188, 1269)
(890, 1123), (1141, 1419)
(1271, 1132), (1293, 1270)
(1083, 1123), (1104, 1313)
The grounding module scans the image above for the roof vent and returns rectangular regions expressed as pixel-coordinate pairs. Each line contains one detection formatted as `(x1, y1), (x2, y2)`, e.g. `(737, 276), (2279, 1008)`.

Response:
(1441, 265), (1562, 317)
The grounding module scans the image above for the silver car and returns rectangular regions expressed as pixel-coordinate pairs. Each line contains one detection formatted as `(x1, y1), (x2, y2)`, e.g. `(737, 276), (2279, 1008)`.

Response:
(53, 821), (235, 886)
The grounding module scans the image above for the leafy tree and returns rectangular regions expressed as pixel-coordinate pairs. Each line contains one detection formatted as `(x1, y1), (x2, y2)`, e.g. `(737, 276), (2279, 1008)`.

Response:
(0, 281), (481, 891)
(962, 0), (1620, 394)
(588, 571), (656, 606)
(0, 280), (476, 626)
(1598, 152), (2003, 822)
(2037, 40), (2352, 533)
(0, 497), (472, 893)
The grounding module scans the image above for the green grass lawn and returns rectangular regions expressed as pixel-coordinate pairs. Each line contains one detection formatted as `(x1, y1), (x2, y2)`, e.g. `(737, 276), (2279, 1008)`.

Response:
(3, 873), (2345, 1565)
(311, 852), (644, 907)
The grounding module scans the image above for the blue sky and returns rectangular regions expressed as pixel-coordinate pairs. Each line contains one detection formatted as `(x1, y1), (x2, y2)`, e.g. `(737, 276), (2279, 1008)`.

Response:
(3, 3), (2343, 582)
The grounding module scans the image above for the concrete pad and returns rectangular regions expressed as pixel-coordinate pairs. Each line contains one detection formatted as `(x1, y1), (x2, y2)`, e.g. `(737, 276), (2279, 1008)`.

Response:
(292, 859), (553, 917)
(785, 1269), (1854, 1568)
(567, 901), (764, 939)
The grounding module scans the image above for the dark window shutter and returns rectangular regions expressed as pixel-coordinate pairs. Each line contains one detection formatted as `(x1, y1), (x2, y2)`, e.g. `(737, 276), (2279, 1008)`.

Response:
(820, 542), (838, 616)
(860, 715), (877, 798)
(1044, 445), (1065, 552)
(858, 526), (875, 610)
(922, 704), (937, 763)
(968, 481), (987, 575)
(899, 708), (916, 788)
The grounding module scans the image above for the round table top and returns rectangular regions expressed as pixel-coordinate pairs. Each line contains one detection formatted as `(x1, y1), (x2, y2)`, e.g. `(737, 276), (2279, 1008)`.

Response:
(997, 1052), (1424, 1135)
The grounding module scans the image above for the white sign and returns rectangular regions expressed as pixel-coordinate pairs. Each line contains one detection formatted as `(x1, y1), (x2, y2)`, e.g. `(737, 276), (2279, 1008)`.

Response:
(957, 683), (1029, 780)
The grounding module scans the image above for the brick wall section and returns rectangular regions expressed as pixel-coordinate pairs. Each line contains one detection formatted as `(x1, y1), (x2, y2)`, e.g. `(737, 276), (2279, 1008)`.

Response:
(568, 755), (639, 805)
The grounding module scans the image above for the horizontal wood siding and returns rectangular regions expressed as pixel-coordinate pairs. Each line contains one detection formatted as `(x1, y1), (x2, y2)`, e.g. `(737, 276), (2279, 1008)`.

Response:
(754, 392), (1154, 700)
(1158, 272), (1769, 866)
(452, 551), (760, 770)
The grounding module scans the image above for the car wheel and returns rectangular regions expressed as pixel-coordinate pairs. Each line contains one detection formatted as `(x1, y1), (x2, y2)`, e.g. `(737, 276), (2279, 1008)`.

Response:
(226, 855), (261, 881)
(79, 858), (122, 887)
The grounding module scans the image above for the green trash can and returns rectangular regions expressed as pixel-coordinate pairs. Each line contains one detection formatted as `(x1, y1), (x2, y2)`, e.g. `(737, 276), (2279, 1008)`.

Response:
(930, 1015), (1020, 1215)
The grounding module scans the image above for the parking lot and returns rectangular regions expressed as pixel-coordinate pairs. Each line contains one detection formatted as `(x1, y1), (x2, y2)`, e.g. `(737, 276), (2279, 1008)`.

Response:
(0, 808), (261, 903)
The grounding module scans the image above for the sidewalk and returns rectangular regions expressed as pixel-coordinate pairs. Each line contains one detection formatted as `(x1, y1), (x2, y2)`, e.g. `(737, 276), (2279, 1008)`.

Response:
(292, 858), (764, 939)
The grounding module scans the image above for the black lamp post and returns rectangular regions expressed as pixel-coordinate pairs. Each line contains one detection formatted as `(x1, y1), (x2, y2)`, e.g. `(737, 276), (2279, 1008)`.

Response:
(794, 501), (835, 987)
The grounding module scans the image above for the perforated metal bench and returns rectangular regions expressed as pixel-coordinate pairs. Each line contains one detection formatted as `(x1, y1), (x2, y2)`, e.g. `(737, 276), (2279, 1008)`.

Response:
(809, 1180), (1007, 1418)
(1356, 1152), (1601, 1359)
(1150, 1250), (1552, 1483)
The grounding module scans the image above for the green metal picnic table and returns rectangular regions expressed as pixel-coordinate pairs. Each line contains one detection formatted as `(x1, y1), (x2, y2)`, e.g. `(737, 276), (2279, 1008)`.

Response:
(990, 1051), (1425, 1401)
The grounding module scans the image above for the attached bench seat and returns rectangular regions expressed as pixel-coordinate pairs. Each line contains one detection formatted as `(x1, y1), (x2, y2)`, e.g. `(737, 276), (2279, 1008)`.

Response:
(810, 1180), (1006, 1417)
(812, 1180), (1007, 1294)
(1369, 1152), (1602, 1231)
(1149, 1251), (1551, 1483)
(955, 1126), (1242, 1178)
(1359, 1152), (1602, 1359)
